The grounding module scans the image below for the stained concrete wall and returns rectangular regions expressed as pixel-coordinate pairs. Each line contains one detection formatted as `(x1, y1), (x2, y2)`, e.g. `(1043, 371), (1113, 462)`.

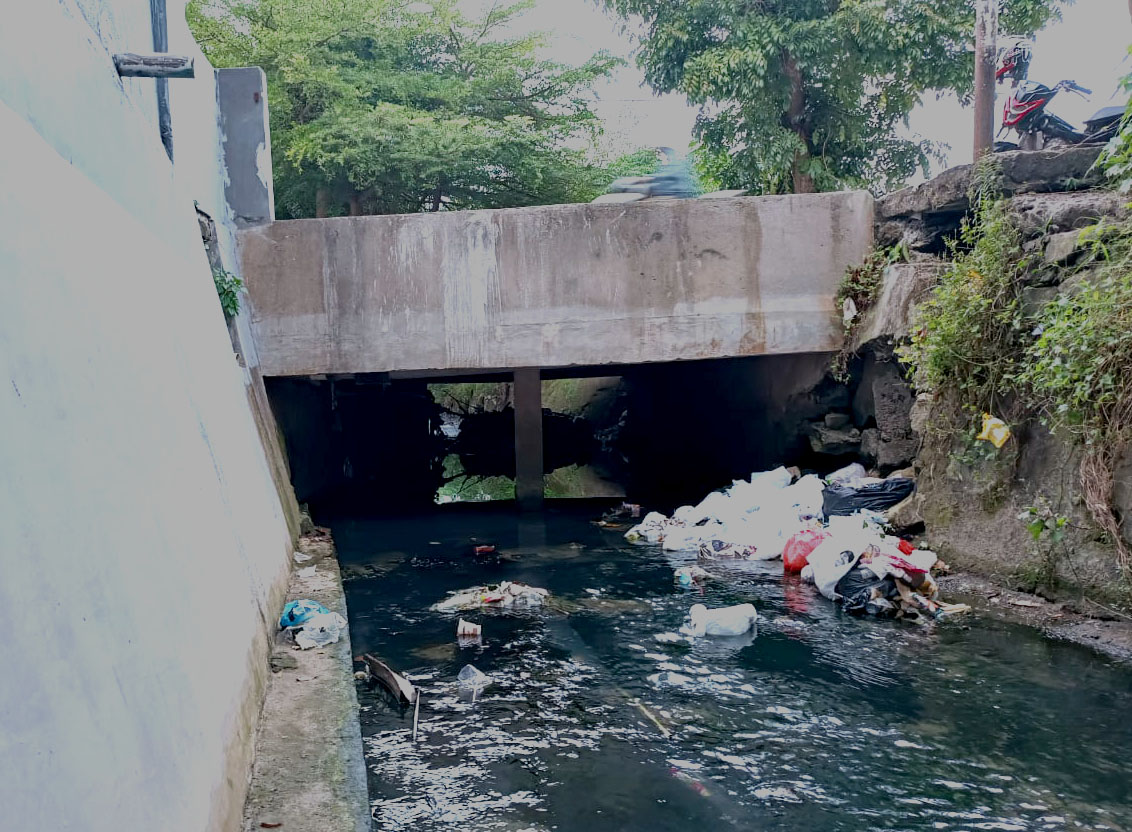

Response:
(240, 191), (874, 376)
(0, 3), (297, 831)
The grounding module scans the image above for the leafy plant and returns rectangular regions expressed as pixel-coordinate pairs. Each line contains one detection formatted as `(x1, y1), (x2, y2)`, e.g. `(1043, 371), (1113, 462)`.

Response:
(905, 157), (1132, 580)
(1020, 502), (1069, 543)
(1100, 46), (1132, 191)
(188, 0), (621, 217)
(601, 0), (1064, 194)
(830, 244), (905, 379)
(212, 268), (242, 318)
(899, 160), (1027, 417)
(1015, 222), (1132, 576)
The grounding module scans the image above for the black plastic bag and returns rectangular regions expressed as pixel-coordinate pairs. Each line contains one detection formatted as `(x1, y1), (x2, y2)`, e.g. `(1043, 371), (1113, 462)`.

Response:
(834, 565), (899, 617)
(822, 478), (915, 517)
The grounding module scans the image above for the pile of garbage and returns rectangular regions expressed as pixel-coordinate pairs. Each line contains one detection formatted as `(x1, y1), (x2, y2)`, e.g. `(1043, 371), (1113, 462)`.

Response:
(431, 581), (550, 612)
(279, 599), (348, 649)
(625, 463), (967, 622)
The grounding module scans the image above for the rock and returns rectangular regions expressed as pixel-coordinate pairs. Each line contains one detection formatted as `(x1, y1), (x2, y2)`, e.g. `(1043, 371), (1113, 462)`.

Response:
(852, 260), (946, 348)
(909, 392), (934, 436)
(860, 428), (880, 460)
(875, 219), (910, 248)
(876, 438), (919, 469)
(1021, 286), (1059, 318)
(270, 653), (299, 673)
(878, 146), (1104, 220)
(1058, 267), (1100, 298)
(298, 510), (316, 536)
(875, 217), (940, 251)
(885, 494), (925, 531)
(1022, 266), (1062, 288)
(1044, 230), (1082, 265)
(824, 412), (851, 429)
(871, 364), (914, 440)
(1113, 452), (1132, 550)
(1008, 190), (1128, 238)
(879, 164), (973, 218)
(878, 437), (920, 469)
(861, 429), (919, 470)
(1115, 451), (1132, 547)
(808, 423), (862, 456)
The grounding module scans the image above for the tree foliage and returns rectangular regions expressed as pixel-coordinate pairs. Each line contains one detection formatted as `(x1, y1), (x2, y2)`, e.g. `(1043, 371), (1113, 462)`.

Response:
(603, 0), (1065, 194)
(188, 0), (621, 216)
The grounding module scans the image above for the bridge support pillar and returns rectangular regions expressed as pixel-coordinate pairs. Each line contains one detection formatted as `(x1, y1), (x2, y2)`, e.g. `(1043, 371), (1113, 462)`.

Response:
(513, 368), (544, 511)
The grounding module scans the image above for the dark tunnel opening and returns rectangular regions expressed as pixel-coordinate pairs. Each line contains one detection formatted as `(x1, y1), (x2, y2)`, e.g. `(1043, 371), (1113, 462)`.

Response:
(264, 351), (895, 517)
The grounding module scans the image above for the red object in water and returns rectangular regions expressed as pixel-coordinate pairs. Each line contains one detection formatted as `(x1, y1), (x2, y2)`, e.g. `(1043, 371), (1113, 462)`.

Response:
(897, 539), (915, 556)
(473, 544), (496, 555)
(783, 529), (827, 573)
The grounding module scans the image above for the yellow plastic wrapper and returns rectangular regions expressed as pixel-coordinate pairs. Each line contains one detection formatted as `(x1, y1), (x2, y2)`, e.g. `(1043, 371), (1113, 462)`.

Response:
(976, 413), (1011, 449)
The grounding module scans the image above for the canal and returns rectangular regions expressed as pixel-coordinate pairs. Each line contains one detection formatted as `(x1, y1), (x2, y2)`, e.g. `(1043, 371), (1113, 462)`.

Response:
(330, 501), (1132, 832)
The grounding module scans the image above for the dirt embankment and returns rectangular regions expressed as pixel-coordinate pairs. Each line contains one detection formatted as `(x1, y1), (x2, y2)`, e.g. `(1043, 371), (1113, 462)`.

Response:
(940, 572), (1132, 664)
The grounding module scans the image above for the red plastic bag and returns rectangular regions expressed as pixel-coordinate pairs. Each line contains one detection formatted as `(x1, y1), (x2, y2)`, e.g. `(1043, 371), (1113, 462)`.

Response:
(783, 529), (828, 573)
(897, 539), (915, 556)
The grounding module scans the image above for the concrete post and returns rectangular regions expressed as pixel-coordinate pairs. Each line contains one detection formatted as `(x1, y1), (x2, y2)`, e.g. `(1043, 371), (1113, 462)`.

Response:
(217, 67), (275, 227)
(513, 368), (544, 511)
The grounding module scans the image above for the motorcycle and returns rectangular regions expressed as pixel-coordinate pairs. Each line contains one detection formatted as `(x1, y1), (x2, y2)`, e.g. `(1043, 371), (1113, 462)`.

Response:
(591, 146), (699, 204)
(995, 79), (1124, 151)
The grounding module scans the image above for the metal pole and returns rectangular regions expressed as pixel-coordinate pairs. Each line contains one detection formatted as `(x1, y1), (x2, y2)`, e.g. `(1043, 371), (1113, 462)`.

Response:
(973, 0), (998, 160)
(149, 0), (173, 161)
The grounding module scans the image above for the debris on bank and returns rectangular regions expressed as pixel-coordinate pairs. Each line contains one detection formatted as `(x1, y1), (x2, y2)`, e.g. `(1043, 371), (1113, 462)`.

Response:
(279, 598), (349, 649)
(624, 464), (966, 622)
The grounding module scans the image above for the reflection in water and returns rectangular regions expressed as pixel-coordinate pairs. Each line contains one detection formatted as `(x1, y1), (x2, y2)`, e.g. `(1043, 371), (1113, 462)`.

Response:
(331, 502), (1132, 832)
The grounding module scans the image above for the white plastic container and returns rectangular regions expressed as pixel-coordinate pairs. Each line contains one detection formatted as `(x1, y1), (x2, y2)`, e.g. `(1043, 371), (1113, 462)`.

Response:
(457, 664), (491, 690)
(684, 603), (758, 637)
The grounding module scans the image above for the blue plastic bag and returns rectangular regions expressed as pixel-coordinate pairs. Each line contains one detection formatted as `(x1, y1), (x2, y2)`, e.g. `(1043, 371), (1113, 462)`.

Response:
(279, 599), (329, 629)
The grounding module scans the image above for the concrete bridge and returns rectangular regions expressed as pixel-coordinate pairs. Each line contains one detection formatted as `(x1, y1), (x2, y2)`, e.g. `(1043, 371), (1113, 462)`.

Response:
(238, 192), (874, 506)
(238, 192), (874, 377)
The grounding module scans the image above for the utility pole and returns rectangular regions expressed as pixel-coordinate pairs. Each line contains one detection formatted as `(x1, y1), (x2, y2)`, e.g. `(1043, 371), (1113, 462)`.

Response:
(973, 0), (998, 160)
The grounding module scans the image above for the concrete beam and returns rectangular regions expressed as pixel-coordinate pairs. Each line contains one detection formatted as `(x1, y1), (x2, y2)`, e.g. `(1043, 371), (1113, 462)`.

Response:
(513, 368), (544, 511)
(239, 191), (875, 376)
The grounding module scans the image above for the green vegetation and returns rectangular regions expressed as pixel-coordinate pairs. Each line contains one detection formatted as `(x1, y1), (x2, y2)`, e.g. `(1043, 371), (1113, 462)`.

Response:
(900, 162), (1028, 416)
(601, 0), (1063, 194)
(902, 159), (1132, 579)
(1100, 46), (1132, 191)
(436, 454), (514, 502)
(212, 267), (243, 318)
(831, 243), (910, 379)
(188, 0), (622, 217)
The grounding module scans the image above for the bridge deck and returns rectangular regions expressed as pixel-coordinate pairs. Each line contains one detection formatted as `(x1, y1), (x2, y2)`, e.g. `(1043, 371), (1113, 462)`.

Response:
(238, 192), (874, 377)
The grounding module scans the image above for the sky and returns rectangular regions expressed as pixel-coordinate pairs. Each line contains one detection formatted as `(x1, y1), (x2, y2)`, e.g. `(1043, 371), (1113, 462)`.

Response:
(475, 0), (1131, 176)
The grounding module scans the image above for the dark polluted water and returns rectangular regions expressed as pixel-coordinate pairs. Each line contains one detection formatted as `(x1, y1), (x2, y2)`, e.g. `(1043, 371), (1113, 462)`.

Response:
(329, 501), (1132, 832)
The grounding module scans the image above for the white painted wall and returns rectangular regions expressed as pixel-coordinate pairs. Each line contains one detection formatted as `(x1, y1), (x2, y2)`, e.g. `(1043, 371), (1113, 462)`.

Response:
(0, 2), (294, 830)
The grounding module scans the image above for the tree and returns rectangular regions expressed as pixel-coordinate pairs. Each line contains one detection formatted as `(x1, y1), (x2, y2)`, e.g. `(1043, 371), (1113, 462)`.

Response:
(188, 0), (620, 217)
(602, 0), (1066, 194)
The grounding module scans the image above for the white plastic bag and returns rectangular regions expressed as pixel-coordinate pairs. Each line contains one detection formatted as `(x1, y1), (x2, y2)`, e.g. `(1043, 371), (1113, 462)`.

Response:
(826, 462), (867, 486)
(625, 511), (668, 543)
(293, 611), (347, 649)
(683, 603), (758, 637)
